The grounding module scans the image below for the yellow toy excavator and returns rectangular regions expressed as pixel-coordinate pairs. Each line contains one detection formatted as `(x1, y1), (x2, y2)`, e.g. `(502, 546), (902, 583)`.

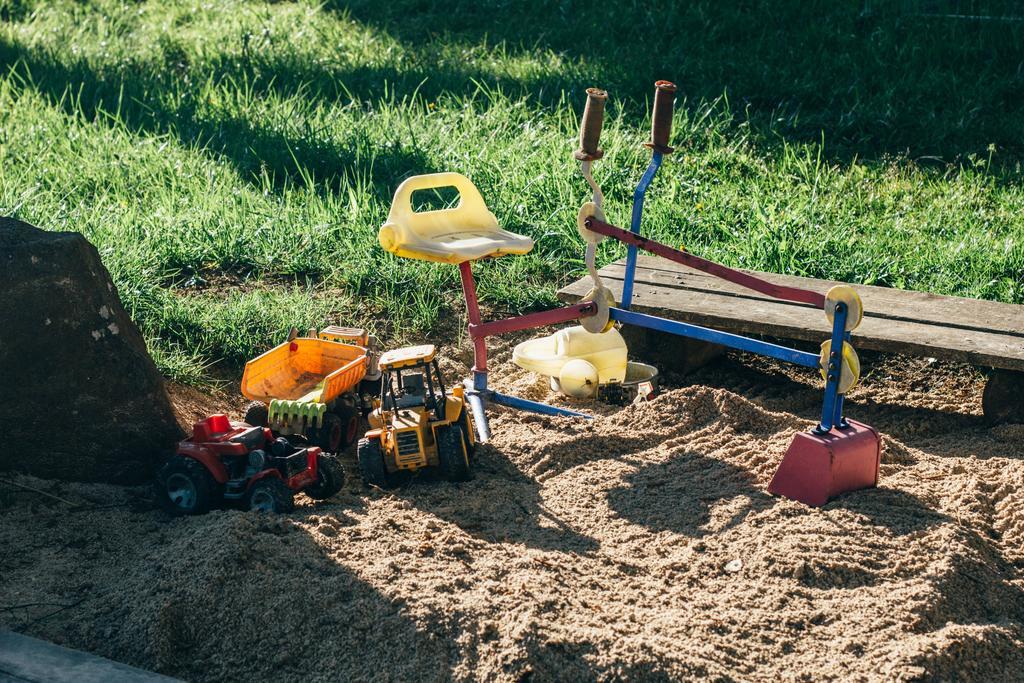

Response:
(357, 344), (475, 487)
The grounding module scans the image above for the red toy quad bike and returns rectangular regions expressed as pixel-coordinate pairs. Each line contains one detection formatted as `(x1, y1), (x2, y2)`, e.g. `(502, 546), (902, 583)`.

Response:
(156, 414), (345, 515)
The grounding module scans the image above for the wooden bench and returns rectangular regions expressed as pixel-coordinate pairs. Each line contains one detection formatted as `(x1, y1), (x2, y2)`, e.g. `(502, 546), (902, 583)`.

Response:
(558, 255), (1024, 422)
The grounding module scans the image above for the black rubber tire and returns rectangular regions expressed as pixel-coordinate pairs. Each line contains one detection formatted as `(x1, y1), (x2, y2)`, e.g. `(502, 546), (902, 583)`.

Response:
(305, 453), (345, 500)
(244, 401), (269, 427)
(156, 457), (218, 516)
(358, 378), (382, 415)
(982, 369), (1024, 425)
(333, 402), (361, 450)
(357, 437), (391, 488)
(246, 477), (295, 513)
(314, 413), (344, 453)
(436, 424), (471, 482)
(458, 409), (477, 460)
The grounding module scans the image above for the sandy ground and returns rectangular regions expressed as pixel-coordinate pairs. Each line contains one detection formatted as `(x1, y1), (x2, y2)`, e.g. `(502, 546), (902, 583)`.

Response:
(1, 341), (1023, 681)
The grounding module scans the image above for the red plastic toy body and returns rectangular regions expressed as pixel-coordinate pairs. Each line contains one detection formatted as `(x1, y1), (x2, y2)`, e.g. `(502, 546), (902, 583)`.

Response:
(769, 420), (881, 507)
(156, 414), (344, 515)
(175, 414), (276, 484)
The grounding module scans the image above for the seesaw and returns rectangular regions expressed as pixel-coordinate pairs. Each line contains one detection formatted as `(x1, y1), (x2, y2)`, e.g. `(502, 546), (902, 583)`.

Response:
(377, 81), (882, 506)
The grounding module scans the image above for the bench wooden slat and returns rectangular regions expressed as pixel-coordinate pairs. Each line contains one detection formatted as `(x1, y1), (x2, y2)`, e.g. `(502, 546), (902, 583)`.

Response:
(558, 258), (1024, 372)
(612, 256), (1024, 337)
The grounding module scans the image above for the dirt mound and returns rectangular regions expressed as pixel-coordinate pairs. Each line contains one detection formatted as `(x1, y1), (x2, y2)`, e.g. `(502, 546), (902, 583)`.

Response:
(1, 355), (1023, 681)
(166, 383), (249, 432)
(0, 217), (181, 483)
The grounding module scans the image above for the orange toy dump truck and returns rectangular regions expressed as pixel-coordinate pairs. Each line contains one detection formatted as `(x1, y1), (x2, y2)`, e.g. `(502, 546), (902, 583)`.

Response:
(241, 326), (381, 452)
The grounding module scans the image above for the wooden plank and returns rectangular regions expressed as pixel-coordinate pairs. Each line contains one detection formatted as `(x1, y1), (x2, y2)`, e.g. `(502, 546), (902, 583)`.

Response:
(558, 263), (1024, 372)
(0, 631), (180, 683)
(614, 256), (1024, 338)
(600, 263), (1024, 345)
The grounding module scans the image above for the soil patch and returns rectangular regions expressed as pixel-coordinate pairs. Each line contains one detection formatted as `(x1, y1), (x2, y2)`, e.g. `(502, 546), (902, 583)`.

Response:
(2, 345), (1022, 681)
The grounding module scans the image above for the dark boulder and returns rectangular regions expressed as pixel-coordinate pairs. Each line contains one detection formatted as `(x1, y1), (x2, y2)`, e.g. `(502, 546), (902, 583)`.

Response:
(0, 217), (182, 483)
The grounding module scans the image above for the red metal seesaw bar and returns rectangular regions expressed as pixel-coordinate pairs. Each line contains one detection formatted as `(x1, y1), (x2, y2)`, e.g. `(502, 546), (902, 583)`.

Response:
(458, 261), (598, 373)
(583, 217), (827, 309)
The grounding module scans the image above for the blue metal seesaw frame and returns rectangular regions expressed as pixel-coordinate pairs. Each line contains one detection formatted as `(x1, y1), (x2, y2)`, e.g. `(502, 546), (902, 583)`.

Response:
(460, 81), (859, 444)
(601, 147), (852, 435)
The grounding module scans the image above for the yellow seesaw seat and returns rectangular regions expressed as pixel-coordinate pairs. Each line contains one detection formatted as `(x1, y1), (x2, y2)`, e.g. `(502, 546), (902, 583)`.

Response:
(378, 173), (535, 264)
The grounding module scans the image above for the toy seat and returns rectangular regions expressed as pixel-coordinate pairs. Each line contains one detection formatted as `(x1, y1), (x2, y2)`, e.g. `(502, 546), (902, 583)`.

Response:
(229, 426), (266, 450)
(378, 173), (534, 264)
(192, 414), (232, 442)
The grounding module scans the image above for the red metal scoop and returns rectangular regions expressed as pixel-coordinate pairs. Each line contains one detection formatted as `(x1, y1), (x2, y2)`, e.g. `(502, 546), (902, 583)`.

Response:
(769, 420), (881, 507)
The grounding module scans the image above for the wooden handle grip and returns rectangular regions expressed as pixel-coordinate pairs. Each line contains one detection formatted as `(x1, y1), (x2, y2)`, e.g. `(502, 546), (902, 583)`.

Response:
(575, 88), (608, 161)
(649, 80), (676, 153)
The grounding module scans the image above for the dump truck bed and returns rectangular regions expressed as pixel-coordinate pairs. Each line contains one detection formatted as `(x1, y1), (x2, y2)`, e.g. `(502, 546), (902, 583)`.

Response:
(241, 337), (368, 404)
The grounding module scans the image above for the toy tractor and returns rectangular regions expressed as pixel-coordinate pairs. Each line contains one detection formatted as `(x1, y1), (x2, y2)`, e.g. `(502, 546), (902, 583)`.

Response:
(357, 345), (475, 487)
(156, 414), (345, 515)
(241, 326), (381, 453)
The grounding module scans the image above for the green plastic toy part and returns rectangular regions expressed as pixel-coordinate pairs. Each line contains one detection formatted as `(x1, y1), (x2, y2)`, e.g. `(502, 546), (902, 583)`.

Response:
(269, 398), (328, 429)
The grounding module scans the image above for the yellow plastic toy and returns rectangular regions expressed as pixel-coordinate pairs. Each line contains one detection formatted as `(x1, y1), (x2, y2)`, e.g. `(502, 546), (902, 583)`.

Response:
(377, 172), (535, 264)
(241, 326), (375, 452)
(358, 344), (476, 487)
(818, 339), (861, 394)
(513, 326), (628, 398)
(824, 285), (864, 332)
(377, 170), (630, 441)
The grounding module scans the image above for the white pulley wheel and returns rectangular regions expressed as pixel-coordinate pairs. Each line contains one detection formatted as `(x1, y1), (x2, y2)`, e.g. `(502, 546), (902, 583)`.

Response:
(580, 285), (615, 333)
(824, 285), (864, 332)
(559, 359), (599, 398)
(818, 339), (861, 394)
(577, 202), (607, 244)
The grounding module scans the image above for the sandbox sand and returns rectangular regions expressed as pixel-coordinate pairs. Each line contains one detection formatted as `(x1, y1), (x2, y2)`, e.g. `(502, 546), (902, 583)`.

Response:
(1, 348), (1022, 681)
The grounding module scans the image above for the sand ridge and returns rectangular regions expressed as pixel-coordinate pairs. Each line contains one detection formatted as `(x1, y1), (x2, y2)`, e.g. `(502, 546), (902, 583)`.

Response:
(1, 350), (1022, 681)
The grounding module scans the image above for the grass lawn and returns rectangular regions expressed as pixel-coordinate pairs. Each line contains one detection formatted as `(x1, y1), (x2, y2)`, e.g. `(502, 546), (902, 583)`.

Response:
(1, 0), (1022, 383)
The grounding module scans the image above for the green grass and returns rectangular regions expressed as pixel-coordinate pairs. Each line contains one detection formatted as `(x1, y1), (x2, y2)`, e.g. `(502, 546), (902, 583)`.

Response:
(1, 0), (1022, 383)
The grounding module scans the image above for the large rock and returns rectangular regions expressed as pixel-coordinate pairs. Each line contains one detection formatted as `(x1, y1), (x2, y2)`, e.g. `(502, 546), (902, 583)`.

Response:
(0, 217), (182, 483)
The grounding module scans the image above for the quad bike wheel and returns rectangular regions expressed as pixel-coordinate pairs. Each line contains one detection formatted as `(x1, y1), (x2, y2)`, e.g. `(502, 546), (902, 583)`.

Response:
(333, 403), (361, 450)
(244, 401), (269, 427)
(357, 437), (392, 488)
(156, 457), (218, 516)
(436, 424), (471, 482)
(305, 453), (345, 500)
(247, 477), (295, 513)
(314, 413), (344, 453)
